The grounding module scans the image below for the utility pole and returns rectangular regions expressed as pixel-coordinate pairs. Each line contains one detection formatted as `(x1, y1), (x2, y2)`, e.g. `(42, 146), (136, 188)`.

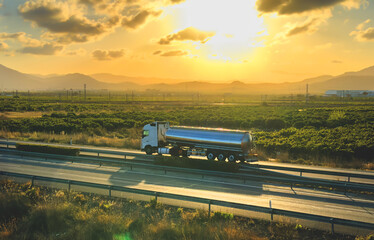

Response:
(84, 84), (86, 101)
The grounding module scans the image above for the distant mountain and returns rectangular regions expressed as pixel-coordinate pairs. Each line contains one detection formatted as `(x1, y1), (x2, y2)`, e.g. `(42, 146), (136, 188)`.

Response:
(308, 66), (374, 92)
(90, 73), (139, 84)
(90, 73), (187, 85)
(0, 64), (41, 90)
(0, 63), (373, 93)
(89, 73), (140, 89)
(45, 73), (108, 90)
(341, 66), (374, 77)
(311, 75), (374, 92)
(300, 75), (333, 84)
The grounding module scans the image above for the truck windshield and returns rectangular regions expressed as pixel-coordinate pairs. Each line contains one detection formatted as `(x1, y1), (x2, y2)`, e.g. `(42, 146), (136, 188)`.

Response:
(142, 130), (149, 138)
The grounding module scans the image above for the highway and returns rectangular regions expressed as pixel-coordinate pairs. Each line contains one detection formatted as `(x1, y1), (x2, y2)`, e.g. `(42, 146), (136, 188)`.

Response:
(1, 151), (373, 234)
(2, 138), (374, 185)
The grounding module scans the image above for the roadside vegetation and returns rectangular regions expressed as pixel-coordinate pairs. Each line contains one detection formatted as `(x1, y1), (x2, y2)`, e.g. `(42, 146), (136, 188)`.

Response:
(1, 179), (370, 240)
(0, 94), (373, 169)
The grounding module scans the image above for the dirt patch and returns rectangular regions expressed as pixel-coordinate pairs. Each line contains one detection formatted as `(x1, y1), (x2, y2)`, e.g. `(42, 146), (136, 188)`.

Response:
(0, 112), (43, 119)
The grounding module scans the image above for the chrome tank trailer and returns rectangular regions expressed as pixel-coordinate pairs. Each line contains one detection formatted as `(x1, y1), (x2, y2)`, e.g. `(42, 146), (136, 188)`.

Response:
(165, 127), (251, 154)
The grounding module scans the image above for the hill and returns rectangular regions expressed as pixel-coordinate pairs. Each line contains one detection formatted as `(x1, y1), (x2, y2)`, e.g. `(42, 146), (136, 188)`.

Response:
(0, 64), (41, 90)
(0, 63), (373, 93)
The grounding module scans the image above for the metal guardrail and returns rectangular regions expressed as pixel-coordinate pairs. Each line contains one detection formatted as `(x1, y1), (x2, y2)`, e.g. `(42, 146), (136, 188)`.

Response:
(249, 164), (374, 182)
(1, 170), (373, 233)
(1, 147), (374, 194)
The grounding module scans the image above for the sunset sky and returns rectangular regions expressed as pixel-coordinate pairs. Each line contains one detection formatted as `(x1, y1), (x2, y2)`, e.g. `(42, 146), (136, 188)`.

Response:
(0, 0), (373, 83)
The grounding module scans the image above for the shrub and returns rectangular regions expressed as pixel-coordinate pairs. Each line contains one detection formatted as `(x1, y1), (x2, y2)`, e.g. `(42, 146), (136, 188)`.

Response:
(212, 211), (234, 221)
(0, 193), (31, 224)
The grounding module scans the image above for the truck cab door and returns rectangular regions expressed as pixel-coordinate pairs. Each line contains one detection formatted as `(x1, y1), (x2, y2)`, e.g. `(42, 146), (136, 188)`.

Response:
(141, 123), (158, 150)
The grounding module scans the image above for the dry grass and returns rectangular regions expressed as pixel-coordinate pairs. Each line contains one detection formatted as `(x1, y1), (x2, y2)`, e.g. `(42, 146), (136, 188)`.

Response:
(0, 179), (366, 240)
(0, 112), (44, 119)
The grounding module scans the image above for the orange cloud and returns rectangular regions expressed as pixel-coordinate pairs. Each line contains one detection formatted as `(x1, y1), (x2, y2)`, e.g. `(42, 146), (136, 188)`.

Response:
(122, 10), (162, 29)
(20, 43), (63, 55)
(160, 50), (188, 57)
(256, 0), (345, 15)
(350, 19), (374, 41)
(92, 49), (125, 60)
(158, 27), (215, 45)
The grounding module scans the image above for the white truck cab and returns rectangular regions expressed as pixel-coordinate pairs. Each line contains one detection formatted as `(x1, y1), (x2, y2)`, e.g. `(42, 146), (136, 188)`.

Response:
(141, 121), (169, 155)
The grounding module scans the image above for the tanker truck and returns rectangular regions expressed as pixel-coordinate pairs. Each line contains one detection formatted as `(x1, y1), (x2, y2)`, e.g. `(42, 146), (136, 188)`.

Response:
(141, 121), (256, 162)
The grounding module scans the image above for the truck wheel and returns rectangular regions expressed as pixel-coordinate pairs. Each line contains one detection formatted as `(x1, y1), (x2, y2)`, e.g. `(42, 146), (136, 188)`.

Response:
(217, 153), (226, 161)
(207, 152), (216, 161)
(145, 145), (153, 155)
(182, 149), (188, 157)
(228, 154), (236, 162)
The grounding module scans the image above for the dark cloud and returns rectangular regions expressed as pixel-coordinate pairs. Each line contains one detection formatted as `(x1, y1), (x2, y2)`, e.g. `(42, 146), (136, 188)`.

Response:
(18, 0), (119, 44)
(160, 50), (187, 57)
(153, 50), (162, 55)
(158, 27), (215, 45)
(92, 49), (125, 60)
(20, 43), (63, 55)
(256, 0), (345, 15)
(19, 5), (105, 35)
(286, 19), (317, 36)
(122, 10), (162, 29)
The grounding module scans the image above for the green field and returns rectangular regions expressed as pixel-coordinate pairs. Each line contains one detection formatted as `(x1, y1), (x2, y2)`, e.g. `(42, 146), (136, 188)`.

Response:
(0, 93), (373, 169)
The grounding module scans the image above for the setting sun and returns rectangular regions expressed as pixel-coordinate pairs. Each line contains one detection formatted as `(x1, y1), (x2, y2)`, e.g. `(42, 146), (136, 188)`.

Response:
(172, 0), (265, 60)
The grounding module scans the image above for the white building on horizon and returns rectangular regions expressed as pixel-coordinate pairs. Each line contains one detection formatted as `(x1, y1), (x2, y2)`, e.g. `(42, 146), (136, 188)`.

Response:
(324, 90), (374, 97)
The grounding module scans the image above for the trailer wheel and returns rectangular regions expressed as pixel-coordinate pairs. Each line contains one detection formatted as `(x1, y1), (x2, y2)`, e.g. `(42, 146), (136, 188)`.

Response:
(207, 152), (216, 161)
(217, 153), (226, 161)
(182, 149), (188, 157)
(228, 154), (236, 162)
(145, 145), (153, 155)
